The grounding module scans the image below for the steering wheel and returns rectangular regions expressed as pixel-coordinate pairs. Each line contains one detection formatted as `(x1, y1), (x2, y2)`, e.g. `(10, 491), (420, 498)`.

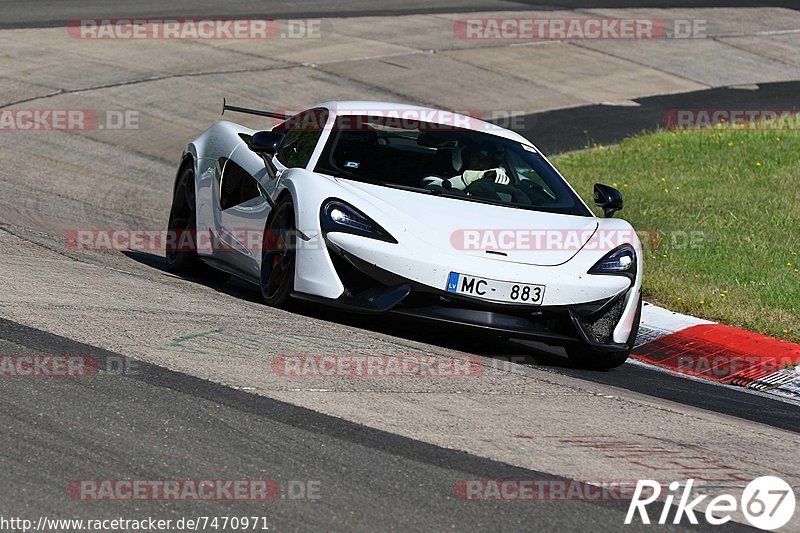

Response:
(465, 179), (531, 205)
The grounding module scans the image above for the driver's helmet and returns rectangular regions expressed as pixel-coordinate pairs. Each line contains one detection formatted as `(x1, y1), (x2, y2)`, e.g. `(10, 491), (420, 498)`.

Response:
(460, 141), (499, 170)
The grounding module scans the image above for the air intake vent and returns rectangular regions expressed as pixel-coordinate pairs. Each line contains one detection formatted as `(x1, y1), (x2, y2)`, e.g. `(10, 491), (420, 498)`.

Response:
(218, 158), (260, 210)
(578, 296), (626, 344)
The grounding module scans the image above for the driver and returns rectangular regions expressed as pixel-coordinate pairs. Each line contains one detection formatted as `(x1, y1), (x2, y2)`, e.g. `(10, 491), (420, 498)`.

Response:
(422, 142), (509, 190)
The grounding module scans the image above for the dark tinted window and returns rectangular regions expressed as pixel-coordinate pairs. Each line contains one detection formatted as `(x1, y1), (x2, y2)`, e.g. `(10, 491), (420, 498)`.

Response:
(315, 114), (592, 217)
(276, 108), (329, 168)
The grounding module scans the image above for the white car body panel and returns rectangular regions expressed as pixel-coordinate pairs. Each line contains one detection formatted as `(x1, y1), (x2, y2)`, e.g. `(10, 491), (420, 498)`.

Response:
(176, 100), (643, 349)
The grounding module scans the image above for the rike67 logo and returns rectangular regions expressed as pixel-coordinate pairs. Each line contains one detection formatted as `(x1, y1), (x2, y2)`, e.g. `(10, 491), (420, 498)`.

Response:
(626, 477), (796, 530)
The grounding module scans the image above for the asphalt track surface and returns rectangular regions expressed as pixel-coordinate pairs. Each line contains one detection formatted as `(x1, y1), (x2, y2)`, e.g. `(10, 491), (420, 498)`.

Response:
(342, 311), (800, 433)
(1, 0), (798, 29)
(1, 1), (799, 532)
(512, 81), (800, 154)
(0, 267), (794, 530)
(1, 317), (716, 532)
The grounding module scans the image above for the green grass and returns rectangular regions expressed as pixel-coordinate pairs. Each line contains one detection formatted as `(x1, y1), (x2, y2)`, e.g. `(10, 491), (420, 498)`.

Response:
(551, 126), (800, 342)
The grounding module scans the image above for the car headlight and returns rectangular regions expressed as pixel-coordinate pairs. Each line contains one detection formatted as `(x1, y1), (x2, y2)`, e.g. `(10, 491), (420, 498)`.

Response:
(321, 199), (397, 243)
(588, 244), (637, 279)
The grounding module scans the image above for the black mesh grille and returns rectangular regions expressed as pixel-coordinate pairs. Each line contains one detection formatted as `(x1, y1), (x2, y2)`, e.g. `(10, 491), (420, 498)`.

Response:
(222, 162), (246, 195)
(578, 296), (626, 344)
(219, 159), (259, 210)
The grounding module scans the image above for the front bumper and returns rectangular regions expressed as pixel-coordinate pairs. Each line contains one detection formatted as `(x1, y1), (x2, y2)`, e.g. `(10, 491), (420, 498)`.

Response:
(292, 245), (635, 351)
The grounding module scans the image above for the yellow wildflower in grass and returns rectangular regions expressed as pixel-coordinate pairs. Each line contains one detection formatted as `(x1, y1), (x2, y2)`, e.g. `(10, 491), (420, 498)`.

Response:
(727, 141), (734, 147)
(664, 188), (669, 193)
(756, 162), (762, 167)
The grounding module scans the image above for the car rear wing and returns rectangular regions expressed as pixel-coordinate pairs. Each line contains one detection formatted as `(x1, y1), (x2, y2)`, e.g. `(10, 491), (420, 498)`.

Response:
(222, 98), (292, 120)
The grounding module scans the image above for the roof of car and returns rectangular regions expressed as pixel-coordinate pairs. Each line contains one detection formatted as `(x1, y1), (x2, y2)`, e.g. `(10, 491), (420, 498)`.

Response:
(315, 100), (533, 147)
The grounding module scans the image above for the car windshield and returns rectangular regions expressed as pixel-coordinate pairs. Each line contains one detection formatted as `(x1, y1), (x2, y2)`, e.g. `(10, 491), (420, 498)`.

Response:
(314, 114), (592, 216)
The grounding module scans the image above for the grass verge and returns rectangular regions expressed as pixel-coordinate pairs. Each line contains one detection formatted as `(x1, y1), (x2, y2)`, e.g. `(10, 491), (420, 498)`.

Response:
(552, 126), (799, 342)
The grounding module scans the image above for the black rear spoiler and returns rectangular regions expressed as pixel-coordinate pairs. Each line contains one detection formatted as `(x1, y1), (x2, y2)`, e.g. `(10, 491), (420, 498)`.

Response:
(221, 98), (292, 120)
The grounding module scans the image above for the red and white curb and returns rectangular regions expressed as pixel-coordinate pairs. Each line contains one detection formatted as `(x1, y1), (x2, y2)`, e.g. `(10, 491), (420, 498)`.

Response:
(635, 302), (800, 401)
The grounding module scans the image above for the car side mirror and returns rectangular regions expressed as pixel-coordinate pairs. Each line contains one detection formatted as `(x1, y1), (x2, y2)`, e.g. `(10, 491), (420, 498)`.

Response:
(594, 183), (623, 218)
(248, 131), (285, 156)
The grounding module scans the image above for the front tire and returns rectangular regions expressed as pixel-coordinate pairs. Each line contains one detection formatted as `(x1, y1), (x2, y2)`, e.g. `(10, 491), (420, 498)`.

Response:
(565, 294), (641, 370)
(260, 197), (296, 308)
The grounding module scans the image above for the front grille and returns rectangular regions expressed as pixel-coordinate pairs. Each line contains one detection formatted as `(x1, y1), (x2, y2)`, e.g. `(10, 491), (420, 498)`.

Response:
(576, 296), (626, 344)
(328, 248), (387, 297)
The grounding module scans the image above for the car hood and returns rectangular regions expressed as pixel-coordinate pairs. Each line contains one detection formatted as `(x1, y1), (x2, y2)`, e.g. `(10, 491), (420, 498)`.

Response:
(334, 179), (598, 266)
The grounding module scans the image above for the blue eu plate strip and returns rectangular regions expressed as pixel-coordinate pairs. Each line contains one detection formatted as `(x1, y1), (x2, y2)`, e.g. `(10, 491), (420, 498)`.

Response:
(446, 272), (460, 292)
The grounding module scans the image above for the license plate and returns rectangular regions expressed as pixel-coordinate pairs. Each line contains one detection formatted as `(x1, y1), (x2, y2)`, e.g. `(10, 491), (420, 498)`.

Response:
(446, 272), (545, 305)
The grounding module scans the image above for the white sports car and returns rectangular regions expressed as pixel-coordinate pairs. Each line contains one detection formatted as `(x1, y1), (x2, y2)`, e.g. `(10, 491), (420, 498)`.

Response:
(167, 101), (642, 369)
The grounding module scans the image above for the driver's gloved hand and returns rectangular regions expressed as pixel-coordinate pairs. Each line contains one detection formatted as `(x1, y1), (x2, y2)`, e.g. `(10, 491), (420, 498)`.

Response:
(462, 167), (510, 186)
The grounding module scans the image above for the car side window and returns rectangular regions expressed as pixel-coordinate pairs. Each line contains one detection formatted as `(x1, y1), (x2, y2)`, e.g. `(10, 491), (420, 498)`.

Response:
(276, 108), (328, 168)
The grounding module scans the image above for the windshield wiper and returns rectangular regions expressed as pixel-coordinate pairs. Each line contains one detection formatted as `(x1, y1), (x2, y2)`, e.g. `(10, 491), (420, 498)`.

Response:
(319, 167), (364, 181)
(380, 182), (444, 195)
